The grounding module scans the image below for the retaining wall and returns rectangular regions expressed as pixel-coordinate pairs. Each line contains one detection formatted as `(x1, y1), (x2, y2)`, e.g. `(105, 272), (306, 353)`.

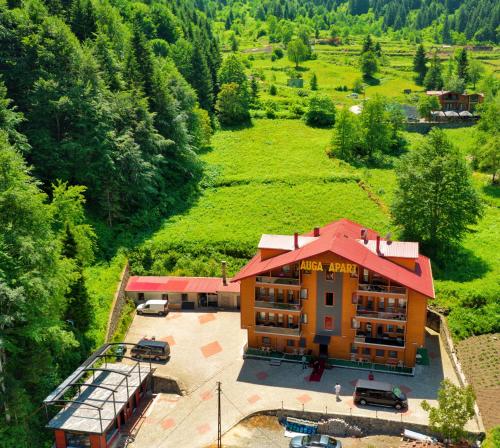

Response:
(105, 261), (131, 342)
(406, 120), (477, 134)
(426, 309), (485, 432)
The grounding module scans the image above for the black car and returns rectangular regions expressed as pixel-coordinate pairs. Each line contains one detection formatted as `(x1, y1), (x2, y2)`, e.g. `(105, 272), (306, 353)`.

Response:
(353, 379), (408, 410)
(131, 339), (170, 362)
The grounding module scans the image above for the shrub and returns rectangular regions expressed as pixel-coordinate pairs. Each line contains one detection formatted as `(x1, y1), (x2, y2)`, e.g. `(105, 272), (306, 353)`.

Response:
(273, 48), (284, 59)
(303, 94), (336, 128)
(352, 78), (364, 93)
(271, 54), (277, 62)
(269, 84), (277, 96)
(297, 89), (308, 97)
(289, 102), (305, 117)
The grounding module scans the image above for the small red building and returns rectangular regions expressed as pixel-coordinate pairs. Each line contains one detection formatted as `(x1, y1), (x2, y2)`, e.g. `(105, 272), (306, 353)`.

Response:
(426, 90), (484, 112)
(45, 344), (153, 448)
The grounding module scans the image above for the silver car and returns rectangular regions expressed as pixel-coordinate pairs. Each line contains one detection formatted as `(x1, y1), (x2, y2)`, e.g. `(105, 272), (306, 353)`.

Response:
(289, 434), (342, 448)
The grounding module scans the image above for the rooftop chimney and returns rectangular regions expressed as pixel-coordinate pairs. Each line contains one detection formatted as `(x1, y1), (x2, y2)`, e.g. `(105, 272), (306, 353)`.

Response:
(385, 232), (393, 245)
(221, 260), (227, 286)
(294, 232), (299, 249)
(361, 228), (368, 244)
(313, 227), (320, 237)
(376, 235), (382, 255)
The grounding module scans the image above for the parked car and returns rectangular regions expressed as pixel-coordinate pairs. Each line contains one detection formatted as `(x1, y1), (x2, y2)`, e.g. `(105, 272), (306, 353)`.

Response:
(114, 344), (127, 361)
(353, 379), (408, 410)
(289, 434), (342, 448)
(131, 339), (170, 362)
(136, 299), (168, 316)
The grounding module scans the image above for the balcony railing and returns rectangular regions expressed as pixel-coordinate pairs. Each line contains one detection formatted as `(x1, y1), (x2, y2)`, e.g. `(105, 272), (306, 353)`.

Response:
(254, 323), (300, 336)
(354, 334), (405, 347)
(255, 300), (301, 311)
(256, 276), (300, 286)
(356, 308), (407, 321)
(357, 284), (407, 295)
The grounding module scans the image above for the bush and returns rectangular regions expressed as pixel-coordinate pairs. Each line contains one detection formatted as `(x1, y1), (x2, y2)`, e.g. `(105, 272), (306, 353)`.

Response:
(289, 102), (305, 117)
(271, 54), (277, 62)
(303, 94), (336, 128)
(256, 28), (267, 38)
(297, 89), (308, 97)
(273, 48), (284, 59)
(352, 78), (364, 93)
(269, 84), (277, 95)
(263, 100), (278, 119)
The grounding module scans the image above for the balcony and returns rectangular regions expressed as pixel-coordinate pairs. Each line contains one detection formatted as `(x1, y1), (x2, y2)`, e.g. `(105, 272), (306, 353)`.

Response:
(254, 299), (301, 311)
(254, 323), (300, 337)
(354, 333), (405, 348)
(256, 276), (300, 287)
(357, 284), (407, 295)
(356, 308), (407, 321)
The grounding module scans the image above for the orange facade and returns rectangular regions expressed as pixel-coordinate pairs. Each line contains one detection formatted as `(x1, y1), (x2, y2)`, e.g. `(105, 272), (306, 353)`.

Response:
(237, 221), (433, 368)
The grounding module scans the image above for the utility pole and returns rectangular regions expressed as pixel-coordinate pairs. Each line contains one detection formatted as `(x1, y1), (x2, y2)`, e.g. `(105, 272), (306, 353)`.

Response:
(217, 381), (222, 448)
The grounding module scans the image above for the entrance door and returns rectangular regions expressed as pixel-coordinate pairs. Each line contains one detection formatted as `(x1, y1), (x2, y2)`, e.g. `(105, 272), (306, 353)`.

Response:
(319, 344), (328, 358)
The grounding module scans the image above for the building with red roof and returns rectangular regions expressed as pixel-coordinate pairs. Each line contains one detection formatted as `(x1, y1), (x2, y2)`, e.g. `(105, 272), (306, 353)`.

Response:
(126, 268), (240, 310)
(234, 218), (434, 369)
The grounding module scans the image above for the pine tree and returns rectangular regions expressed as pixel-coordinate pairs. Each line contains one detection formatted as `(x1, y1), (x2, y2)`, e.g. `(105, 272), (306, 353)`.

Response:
(413, 44), (428, 85)
(70, 0), (97, 42)
(361, 34), (373, 54)
(130, 24), (155, 99)
(456, 48), (469, 83)
(189, 40), (214, 112)
(442, 16), (452, 44)
(250, 77), (259, 107)
(424, 54), (444, 90)
(373, 41), (382, 57)
(310, 72), (318, 91)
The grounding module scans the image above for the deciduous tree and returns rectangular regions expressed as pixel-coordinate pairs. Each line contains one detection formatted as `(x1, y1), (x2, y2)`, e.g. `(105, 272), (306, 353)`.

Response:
(287, 38), (308, 69)
(392, 129), (483, 255)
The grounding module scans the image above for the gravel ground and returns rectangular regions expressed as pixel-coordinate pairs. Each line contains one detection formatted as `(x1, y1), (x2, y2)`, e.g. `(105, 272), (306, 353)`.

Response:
(205, 415), (402, 448)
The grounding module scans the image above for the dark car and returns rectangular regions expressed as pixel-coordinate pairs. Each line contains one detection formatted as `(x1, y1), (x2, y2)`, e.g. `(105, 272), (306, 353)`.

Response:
(289, 434), (342, 448)
(353, 379), (408, 410)
(130, 339), (170, 362)
(114, 344), (127, 361)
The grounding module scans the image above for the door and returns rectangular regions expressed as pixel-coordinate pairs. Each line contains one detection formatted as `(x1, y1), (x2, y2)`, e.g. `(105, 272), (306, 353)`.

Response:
(319, 344), (328, 357)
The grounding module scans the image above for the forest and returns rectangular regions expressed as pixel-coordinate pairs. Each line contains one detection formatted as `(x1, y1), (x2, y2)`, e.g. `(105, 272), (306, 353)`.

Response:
(0, 0), (498, 445)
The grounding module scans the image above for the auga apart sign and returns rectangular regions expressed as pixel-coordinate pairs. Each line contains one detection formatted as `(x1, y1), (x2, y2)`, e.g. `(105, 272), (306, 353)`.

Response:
(300, 260), (357, 274)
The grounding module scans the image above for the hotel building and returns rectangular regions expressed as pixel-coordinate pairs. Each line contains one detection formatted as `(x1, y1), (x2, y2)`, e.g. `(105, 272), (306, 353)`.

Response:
(233, 219), (434, 368)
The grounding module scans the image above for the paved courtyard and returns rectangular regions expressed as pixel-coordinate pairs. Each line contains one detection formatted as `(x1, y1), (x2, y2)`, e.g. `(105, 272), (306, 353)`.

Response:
(124, 311), (479, 448)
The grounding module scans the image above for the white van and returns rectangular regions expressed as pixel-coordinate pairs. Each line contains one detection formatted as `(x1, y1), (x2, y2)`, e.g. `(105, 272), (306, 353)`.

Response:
(136, 300), (168, 316)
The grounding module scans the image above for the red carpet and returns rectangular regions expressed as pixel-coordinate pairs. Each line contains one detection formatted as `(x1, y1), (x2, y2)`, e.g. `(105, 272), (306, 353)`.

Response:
(308, 359), (325, 382)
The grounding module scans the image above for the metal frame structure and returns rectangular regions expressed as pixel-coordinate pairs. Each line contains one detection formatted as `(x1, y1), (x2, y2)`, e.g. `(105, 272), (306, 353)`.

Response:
(44, 342), (154, 436)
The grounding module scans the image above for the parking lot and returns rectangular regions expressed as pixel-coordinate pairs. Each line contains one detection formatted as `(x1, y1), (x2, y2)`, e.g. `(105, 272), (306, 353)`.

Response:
(123, 311), (477, 448)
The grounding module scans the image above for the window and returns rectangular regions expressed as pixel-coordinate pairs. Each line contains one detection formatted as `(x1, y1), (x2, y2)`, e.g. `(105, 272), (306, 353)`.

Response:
(138, 293), (145, 300)
(260, 287), (266, 297)
(288, 315), (294, 325)
(283, 264), (291, 273)
(269, 288), (275, 299)
(268, 313), (275, 321)
(277, 289), (283, 300)
(396, 326), (404, 334)
(387, 324), (395, 333)
(363, 269), (369, 283)
(262, 337), (271, 345)
(278, 314), (283, 323)
(288, 290), (294, 301)
(287, 339), (295, 347)
(161, 294), (168, 300)
(362, 347), (371, 356)
(378, 298), (385, 309)
(325, 271), (335, 281)
(352, 294), (358, 304)
(399, 298), (407, 309)
(301, 313), (308, 324)
(376, 349), (385, 357)
(300, 288), (308, 299)
(325, 292), (335, 306)
(324, 316), (333, 330)
(351, 318), (359, 329)
(66, 432), (91, 448)
(299, 338), (306, 348)
(258, 312), (266, 321)
(389, 351), (398, 359)
(388, 298), (395, 308)
(367, 297), (373, 310)
(181, 293), (188, 302)
(350, 344), (358, 354)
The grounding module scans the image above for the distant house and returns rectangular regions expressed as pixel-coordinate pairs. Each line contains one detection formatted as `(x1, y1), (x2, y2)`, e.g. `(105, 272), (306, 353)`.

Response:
(426, 90), (484, 112)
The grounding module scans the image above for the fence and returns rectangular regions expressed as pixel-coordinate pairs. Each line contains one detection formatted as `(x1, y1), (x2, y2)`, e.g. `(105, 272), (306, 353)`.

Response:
(105, 261), (131, 342)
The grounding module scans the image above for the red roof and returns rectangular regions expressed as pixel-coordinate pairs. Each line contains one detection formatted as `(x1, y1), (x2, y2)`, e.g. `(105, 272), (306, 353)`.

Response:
(126, 276), (240, 294)
(232, 218), (434, 298)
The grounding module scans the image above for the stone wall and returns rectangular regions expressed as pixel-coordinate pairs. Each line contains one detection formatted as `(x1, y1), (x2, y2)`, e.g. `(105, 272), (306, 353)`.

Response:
(405, 120), (477, 134)
(426, 309), (484, 432)
(105, 261), (131, 342)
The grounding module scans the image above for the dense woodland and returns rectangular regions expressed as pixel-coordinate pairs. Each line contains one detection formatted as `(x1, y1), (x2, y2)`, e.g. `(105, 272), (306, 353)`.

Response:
(0, 0), (498, 445)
